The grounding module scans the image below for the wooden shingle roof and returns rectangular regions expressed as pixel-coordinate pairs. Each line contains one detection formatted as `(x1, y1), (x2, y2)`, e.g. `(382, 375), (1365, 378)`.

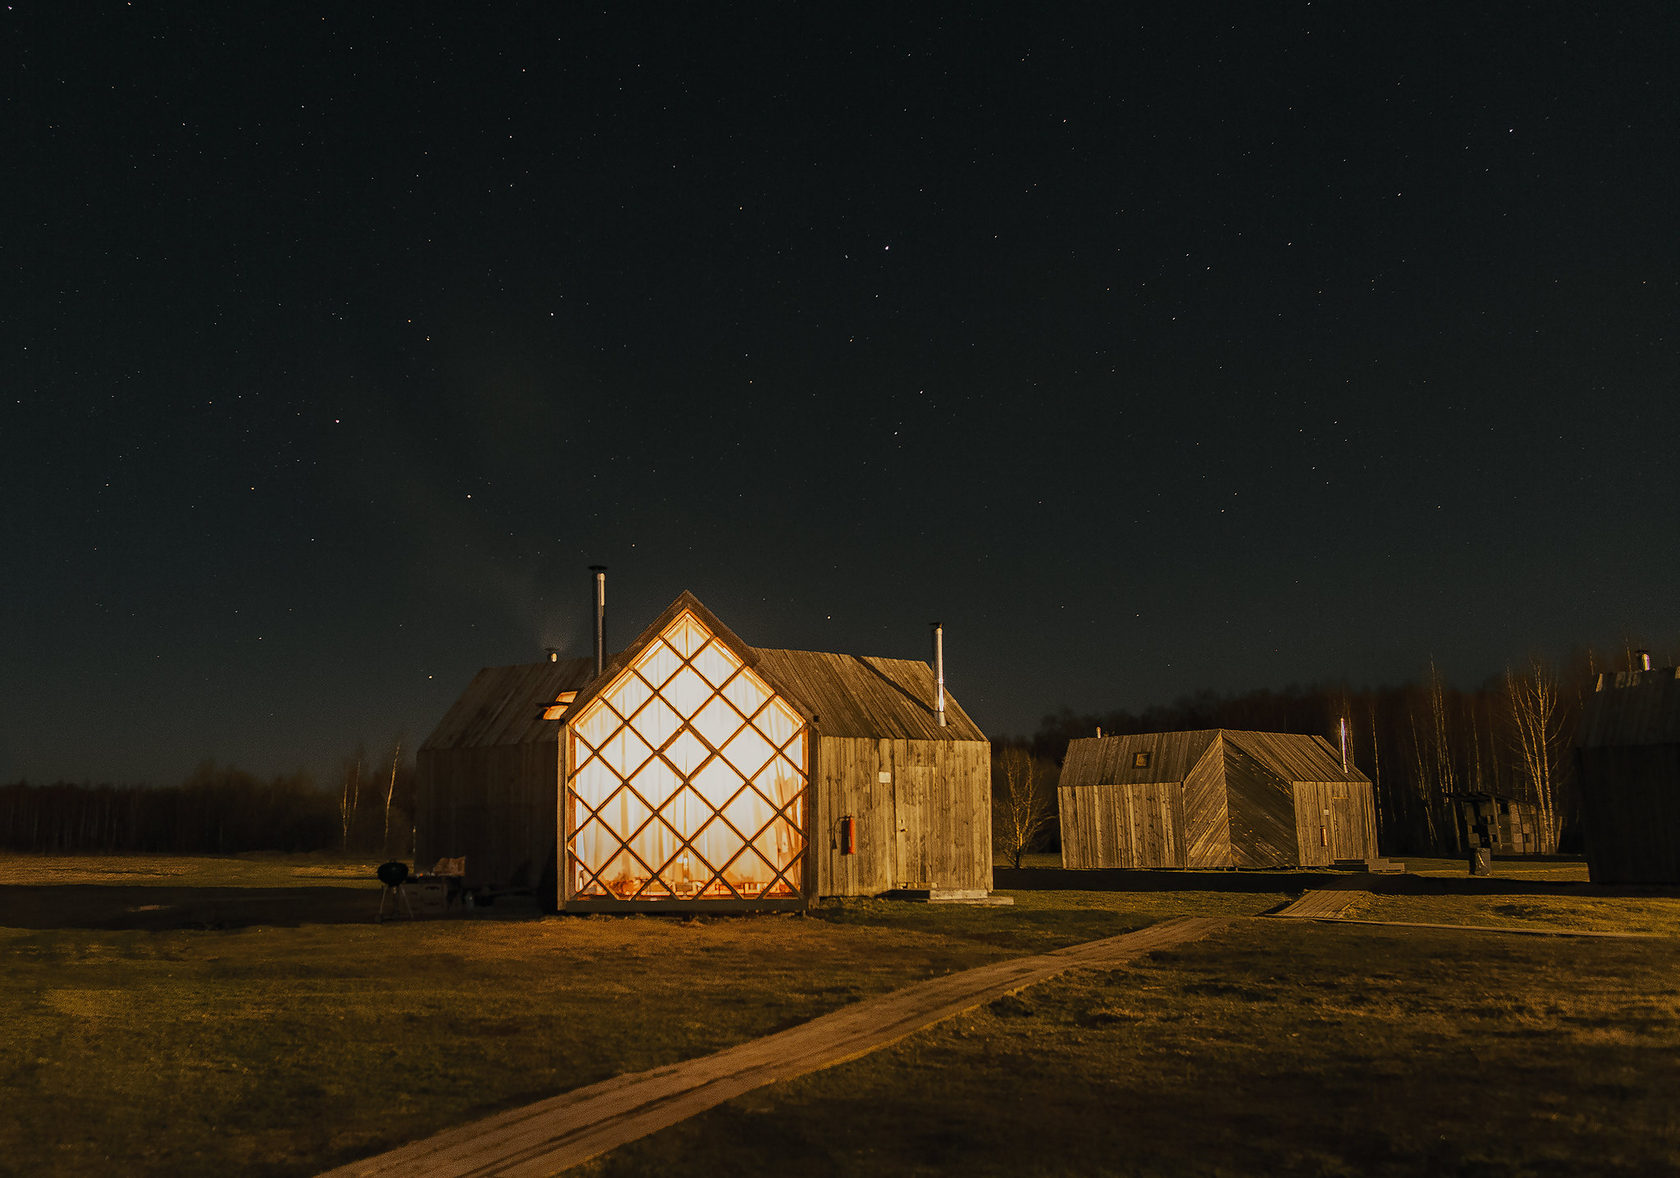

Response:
(419, 657), (596, 751)
(752, 648), (985, 742)
(422, 591), (987, 750)
(1060, 729), (1366, 786)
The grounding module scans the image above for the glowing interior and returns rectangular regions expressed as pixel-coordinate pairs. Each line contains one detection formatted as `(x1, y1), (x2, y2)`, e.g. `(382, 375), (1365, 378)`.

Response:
(566, 610), (807, 900)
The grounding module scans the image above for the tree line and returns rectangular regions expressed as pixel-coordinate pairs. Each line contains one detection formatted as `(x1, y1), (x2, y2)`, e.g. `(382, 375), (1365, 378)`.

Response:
(996, 644), (1666, 862)
(0, 744), (416, 857)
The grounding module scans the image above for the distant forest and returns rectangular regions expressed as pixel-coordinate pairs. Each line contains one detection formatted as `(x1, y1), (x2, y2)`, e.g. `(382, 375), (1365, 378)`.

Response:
(0, 747), (416, 858)
(0, 645), (1662, 859)
(1020, 645), (1667, 856)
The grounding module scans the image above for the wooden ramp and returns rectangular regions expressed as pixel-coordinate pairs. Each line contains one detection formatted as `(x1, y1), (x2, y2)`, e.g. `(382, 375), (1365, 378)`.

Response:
(1271, 876), (1367, 919)
(319, 916), (1229, 1178)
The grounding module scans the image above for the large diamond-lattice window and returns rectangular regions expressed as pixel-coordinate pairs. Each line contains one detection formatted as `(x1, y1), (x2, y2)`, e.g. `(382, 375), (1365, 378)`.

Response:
(566, 611), (807, 900)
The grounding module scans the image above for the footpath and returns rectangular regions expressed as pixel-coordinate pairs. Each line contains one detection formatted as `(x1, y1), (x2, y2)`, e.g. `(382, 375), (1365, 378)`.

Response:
(319, 915), (1230, 1178)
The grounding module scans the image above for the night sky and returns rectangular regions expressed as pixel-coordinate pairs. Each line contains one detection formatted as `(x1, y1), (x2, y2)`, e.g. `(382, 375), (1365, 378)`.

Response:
(6, 4), (1678, 786)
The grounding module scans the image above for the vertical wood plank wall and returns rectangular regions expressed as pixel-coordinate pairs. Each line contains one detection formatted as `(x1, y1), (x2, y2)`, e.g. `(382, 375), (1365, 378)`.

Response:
(1291, 781), (1379, 865)
(813, 736), (991, 895)
(1057, 782), (1187, 868)
(417, 741), (558, 891)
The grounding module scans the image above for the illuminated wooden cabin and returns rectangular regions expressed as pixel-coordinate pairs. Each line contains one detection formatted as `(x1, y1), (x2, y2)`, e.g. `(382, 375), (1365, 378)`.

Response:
(1577, 663), (1680, 883)
(417, 591), (991, 909)
(1057, 729), (1379, 869)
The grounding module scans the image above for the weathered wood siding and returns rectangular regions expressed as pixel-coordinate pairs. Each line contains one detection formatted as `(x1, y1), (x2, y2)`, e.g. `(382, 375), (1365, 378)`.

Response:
(812, 736), (991, 895)
(1223, 742), (1301, 868)
(1056, 781), (1187, 868)
(1181, 740), (1231, 867)
(416, 659), (592, 893)
(417, 740), (558, 891)
(1290, 781), (1379, 865)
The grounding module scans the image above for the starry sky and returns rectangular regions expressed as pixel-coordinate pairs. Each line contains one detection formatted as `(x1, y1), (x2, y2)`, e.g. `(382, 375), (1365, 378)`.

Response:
(6, 4), (1678, 785)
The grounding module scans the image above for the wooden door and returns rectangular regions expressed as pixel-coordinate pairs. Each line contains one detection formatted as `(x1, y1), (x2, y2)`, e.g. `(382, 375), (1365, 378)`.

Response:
(894, 763), (933, 888)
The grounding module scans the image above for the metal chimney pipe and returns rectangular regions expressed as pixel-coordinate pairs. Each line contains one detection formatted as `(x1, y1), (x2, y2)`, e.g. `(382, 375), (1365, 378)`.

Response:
(589, 566), (607, 677)
(931, 622), (946, 727)
(1638, 649), (1652, 672)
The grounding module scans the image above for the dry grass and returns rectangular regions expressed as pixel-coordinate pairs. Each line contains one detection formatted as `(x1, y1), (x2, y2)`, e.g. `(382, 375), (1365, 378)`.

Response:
(0, 852), (381, 888)
(0, 854), (1286, 1177)
(584, 920), (1680, 1177)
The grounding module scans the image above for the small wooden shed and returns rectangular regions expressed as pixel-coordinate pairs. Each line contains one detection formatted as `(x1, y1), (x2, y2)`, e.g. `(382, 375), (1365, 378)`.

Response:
(1057, 729), (1379, 869)
(417, 591), (991, 909)
(1577, 665), (1680, 884)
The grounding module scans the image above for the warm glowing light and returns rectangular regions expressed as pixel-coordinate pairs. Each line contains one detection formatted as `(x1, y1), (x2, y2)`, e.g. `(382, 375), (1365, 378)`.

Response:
(566, 611), (806, 901)
(542, 691), (579, 721)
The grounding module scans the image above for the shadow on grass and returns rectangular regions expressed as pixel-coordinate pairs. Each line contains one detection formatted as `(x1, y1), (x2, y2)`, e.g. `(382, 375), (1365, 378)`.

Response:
(0, 884), (456, 930)
(997, 865), (1680, 900)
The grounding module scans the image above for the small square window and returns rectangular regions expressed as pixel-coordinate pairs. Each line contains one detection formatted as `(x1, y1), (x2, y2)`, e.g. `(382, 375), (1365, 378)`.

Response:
(1133, 751), (1151, 769)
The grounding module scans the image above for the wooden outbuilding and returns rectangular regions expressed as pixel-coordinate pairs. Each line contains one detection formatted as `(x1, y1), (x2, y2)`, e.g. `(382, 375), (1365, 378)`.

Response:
(1057, 729), (1379, 869)
(417, 591), (992, 909)
(1576, 665), (1680, 884)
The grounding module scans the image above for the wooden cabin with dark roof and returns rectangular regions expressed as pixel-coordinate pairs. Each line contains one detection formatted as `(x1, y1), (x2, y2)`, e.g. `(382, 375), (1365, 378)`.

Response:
(416, 591), (991, 909)
(1577, 663), (1680, 883)
(1057, 729), (1378, 869)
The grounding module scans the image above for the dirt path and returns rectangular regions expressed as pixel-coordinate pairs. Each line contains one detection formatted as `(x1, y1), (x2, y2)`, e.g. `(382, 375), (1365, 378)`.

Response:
(319, 915), (1230, 1178)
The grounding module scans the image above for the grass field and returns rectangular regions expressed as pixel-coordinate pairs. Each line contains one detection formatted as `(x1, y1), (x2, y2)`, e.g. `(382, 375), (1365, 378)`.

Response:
(3, 852), (1677, 1177)
(584, 920), (1680, 1177)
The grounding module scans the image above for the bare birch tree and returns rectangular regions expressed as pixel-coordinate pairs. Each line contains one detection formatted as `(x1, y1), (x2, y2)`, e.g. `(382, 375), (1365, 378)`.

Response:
(992, 747), (1055, 869)
(1506, 656), (1564, 851)
(382, 739), (401, 855)
(339, 752), (362, 852)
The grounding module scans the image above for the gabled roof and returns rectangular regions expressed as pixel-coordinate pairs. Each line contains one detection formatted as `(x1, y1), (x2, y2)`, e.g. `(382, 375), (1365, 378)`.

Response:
(427, 591), (987, 750)
(420, 657), (596, 751)
(1060, 730), (1220, 786)
(1060, 729), (1367, 787)
(752, 648), (984, 741)
(1223, 730), (1366, 783)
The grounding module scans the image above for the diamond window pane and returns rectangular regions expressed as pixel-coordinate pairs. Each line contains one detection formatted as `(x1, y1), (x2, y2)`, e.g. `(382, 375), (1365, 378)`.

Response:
(757, 756), (804, 808)
(607, 674), (652, 722)
(571, 757), (619, 809)
(599, 848), (642, 897)
(575, 701), (621, 747)
(693, 694), (741, 751)
(664, 667), (711, 719)
(629, 695), (681, 751)
(721, 669), (772, 720)
(695, 814), (745, 869)
(691, 640), (740, 687)
(779, 731), (806, 768)
(723, 786), (773, 838)
(630, 757), (681, 812)
(634, 640), (680, 688)
(667, 613), (706, 658)
(757, 697), (804, 747)
(722, 726), (774, 780)
(571, 816), (616, 873)
(657, 784), (707, 841)
(665, 729), (709, 776)
(601, 726), (654, 780)
(722, 845), (777, 893)
(693, 758), (746, 812)
(605, 784), (651, 838)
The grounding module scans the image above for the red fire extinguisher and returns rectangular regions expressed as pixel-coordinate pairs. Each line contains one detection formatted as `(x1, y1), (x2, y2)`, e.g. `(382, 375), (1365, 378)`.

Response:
(839, 815), (855, 855)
